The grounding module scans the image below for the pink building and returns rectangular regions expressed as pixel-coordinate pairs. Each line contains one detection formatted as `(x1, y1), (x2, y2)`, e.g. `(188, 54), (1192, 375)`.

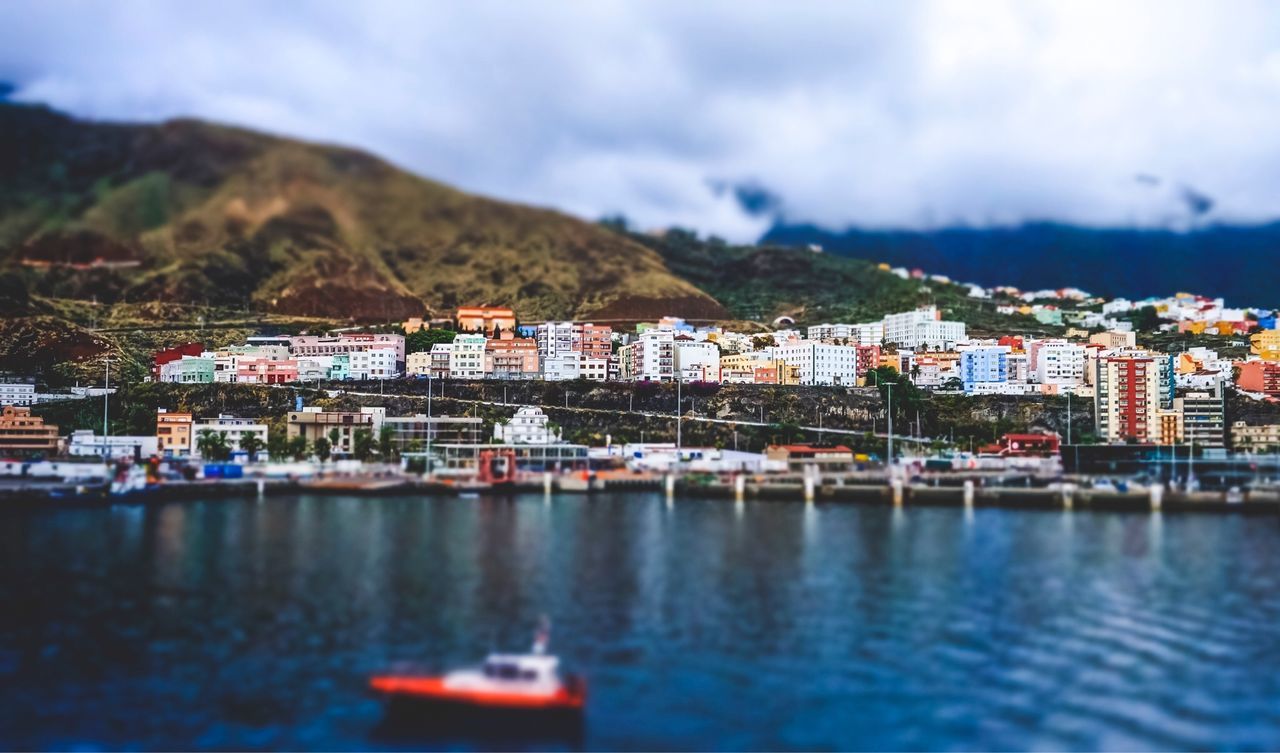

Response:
(236, 358), (299, 384)
(288, 333), (405, 363)
(579, 324), (613, 360)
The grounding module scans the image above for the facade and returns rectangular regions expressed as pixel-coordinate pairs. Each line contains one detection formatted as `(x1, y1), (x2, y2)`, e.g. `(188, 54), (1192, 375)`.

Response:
(152, 342), (205, 381)
(536, 321), (578, 360)
(235, 358), (298, 384)
(485, 337), (540, 379)
(1093, 357), (1161, 443)
(349, 347), (399, 380)
(764, 444), (855, 473)
(383, 414), (484, 450)
(1238, 361), (1280, 395)
(286, 408), (374, 455)
(959, 346), (1010, 394)
(1030, 340), (1086, 387)
(674, 340), (721, 382)
(429, 344), (453, 378)
(542, 353), (581, 381)
(288, 333), (405, 364)
(626, 329), (675, 381)
(882, 307), (966, 350)
(1090, 330), (1137, 349)
(580, 324), (612, 360)
(0, 381), (36, 407)
(448, 334), (487, 379)
(66, 430), (158, 459)
(159, 356), (215, 384)
(0, 406), (59, 457)
(1251, 328), (1280, 361)
(1232, 421), (1280, 452)
(806, 322), (884, 346)
(456, 306), (516, 333)
(193, 415), (268, 458)
(405, 351), (432, 376)
(768, 342), (859, 386)
(156, 409), (195, 457)
(1176, 385), (1226, 449)
(494, 406), (561, 444)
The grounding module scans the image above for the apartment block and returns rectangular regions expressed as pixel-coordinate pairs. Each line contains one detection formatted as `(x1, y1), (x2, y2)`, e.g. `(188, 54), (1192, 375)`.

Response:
(193, 415), (269, 458)
(485, 337), (540, 380)
(448, 334), (487, 379)
(156, 409), (195, 457)
(1093, 357), (1161, 443)
(768, 342), (859, 386)
(286, 408), (374, 455)
(1238, 361), (1280, 395)
(882, 307), (966, 350)
(1175, 384), (1226, 448)
(0, 405), (59, 456)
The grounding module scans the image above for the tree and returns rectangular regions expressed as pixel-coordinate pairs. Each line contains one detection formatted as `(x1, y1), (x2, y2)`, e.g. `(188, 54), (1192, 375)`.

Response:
(378, 424), (394, 459)
(328, 427), (341, 457)
(196, 429), (231, 462)
(405, 327), (457, 354)
(288, 435), (309, 461)
(267, 428), (288, 461)
(314, 436), (331, 463)
(239, 432), (264, 463)
(353, 429), (374, 462)
(752, 334), (776, 351)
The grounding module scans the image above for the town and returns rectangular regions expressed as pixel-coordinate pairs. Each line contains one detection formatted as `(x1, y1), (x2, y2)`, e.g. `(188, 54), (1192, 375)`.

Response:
(4, 266), (1280, 509)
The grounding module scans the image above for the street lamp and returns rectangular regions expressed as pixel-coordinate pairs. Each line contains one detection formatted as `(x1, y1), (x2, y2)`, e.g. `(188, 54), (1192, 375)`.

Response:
(101, 355), (113, 459)
(868, 370), (897, 464)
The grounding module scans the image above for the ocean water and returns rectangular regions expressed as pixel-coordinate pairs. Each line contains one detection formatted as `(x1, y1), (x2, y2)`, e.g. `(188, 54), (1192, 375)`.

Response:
(1, 493), (1279, 751)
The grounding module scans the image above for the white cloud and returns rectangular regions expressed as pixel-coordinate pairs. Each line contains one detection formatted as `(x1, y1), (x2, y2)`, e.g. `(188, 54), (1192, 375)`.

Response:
(3, 0), (1280, 241)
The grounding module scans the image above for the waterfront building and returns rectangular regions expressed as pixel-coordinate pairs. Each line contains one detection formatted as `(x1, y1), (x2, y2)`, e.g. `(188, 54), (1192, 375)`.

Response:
(494, 406), (562, 444)
(286, 408), (373, 455)
(0, 381), (36, 407)
(448, 334), (487, 379)
(1237, 361), (1280, 396)
(1232, 421), (1280, 452)
(383, 414), (484, 450)
(882, 306), (966, 350)
(977, 433), (1061, 457)
(1155, 408), (1184, 444)
(0, 406), (59, 456)
(65, 430), (158, 459)
(959, 346), (1010, 394)
(156, 409), (194, 457)
(485, 337), (540, 380)
(456, 306), (516, 333)
(159, 355), (215, 384)
(1176, 385), (1226, 449)
(764, 444), (855, 473)
(767, 342), (859, 386)
(348, 347), (399, 380)
(1093, 356), (1162, 443)
(193, 415), (269, 459)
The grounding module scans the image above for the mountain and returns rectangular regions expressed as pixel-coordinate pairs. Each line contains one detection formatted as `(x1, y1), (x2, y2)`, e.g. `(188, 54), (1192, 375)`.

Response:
(0, 103), (725, 322)
(764, 221), (1280, 307)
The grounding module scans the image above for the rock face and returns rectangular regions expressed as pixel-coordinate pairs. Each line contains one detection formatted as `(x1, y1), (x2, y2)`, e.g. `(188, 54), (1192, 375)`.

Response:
(0, 103), (725, 323)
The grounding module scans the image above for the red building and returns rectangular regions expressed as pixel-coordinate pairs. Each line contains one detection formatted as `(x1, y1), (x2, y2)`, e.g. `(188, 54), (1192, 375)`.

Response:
(855, 345), (881, 377)
(153, 343), (205, 381)
(979, 432), (1061, 457)
(1238, 361), (1280, 396)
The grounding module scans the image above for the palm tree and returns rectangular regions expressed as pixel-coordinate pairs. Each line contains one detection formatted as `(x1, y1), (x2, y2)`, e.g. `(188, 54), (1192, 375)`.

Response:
(314, 436), (332, 463)
(327, 427), (341, 458)
(196, 429), (230, 462)
(239, 432), (264, 463)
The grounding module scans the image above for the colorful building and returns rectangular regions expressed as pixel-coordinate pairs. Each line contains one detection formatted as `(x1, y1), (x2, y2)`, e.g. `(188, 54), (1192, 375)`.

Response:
(0, 405), (59, 457)
(456, 306), (516, 334)
(156, 409), (194, 457)
(1237, 361), (1280, 396)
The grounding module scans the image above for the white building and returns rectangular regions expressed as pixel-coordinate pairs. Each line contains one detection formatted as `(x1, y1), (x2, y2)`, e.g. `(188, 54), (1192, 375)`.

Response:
(193, 415), (269, 459)
(580, 356), (609, 382)
(882, 307), (966, 350)
(448, 334), (487, 379)
(626, 329), (675, 381)
(494, 406), (561, 444)
(0, 382), (36, 406)
(406, 351), (432, 376)
(542, 353), (581, 381)
(768, 342), (859, 386)
(1030, 340), (1086, 387)
(674, 340), (721, 382)
(349, 347), (399, 380)
(536, 321), (578, 360)
(66, 430), (159, 459)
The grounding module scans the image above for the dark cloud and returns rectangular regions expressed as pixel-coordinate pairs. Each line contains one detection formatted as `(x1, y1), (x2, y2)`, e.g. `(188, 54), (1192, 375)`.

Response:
(2, 1), (1278, 240)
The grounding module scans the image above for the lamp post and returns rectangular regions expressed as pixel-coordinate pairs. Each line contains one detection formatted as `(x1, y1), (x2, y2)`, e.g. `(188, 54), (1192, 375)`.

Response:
(676, 375), (682, 450)
(868, 370), (897, 464)
(101, 356), (113, 459)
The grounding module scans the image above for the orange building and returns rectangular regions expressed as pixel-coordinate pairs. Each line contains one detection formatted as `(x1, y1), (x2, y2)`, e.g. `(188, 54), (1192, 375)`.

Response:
(156, 409), (195, 457)
(456, 306), (516, 333)
(0, 406), (59, 457)
(1238, 361), (1280, 396)
(485, 337), (541, 379)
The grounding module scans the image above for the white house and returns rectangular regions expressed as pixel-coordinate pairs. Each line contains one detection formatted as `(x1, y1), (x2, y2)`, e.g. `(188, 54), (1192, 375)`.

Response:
(494, 406), (561, 444)
(768, 342), (859, 386)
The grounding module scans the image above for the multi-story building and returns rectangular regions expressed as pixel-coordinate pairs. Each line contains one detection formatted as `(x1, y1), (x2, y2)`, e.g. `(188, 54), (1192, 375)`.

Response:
(288, 333), (405, 365)
(1232, 421), (1280, 452)
(625, 329), (675, 381)
(1155, 408), (1184, 445)
(959, 346), (1010, 394)
(193, 415), (269, 458)
(152, 343), (205, 381)
(448, 334), (487, 379)
(156, 409), (194, 457)
(1029, 340), (1086, 388)
(0, 405), (59, 456)
(405, 351), (432, 376)
(485, 337), (540, 380)
(768, 342), (859, 386)
(910, 353), (961, 388)
(1090, 330), (1137, 349)
(753, 362), (801, 385)
(159, 355), (215, 384)
(349, 347), (399, 380)
(235, 358), (298, 384)
(1176, 385), (1226, 448)
(1093, 356), (1162, 443)
(493, 406), (561, 444)
(65, 430), (158, 459)
(537, 321), (578, 360)
(0, 381), (36, 407)
(286, 408), (374, 455)
(542, 353), (581, 381)
(580, 324), (612, 361)
(1238, 361), (1280, 395)
(456, 306), (516, 334)
(882, 307), (966, 350)
(580, 356), (609, 382)
(674, 340), (721, 382)
(429, 344), (453, 379)
(807, 322), (884, 346)
(1251, 328), (1280, 361)
(383, 414), (484, 450)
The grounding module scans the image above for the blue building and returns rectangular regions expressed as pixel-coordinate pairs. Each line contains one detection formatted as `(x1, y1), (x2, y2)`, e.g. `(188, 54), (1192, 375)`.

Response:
(960, 346), (1010, 394)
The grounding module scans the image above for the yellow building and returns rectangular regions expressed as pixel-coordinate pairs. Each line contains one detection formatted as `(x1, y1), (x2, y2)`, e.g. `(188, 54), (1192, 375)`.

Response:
(1251, 329), (1280, 362)
(156, 409), (194, 457)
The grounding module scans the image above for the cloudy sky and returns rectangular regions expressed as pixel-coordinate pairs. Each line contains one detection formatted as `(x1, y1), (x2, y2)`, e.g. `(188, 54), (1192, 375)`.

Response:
(4, 1), (1280, 240)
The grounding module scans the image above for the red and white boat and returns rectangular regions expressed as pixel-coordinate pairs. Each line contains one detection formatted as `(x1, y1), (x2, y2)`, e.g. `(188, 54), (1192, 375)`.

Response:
(370, 624), (586, 721)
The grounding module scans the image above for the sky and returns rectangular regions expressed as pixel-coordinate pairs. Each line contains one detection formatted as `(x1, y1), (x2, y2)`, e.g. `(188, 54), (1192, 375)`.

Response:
(4, 1), (1280, 242)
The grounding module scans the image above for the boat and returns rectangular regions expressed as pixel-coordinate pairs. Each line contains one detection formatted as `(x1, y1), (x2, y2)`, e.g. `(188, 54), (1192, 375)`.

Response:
(370, 622), (585, 723)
